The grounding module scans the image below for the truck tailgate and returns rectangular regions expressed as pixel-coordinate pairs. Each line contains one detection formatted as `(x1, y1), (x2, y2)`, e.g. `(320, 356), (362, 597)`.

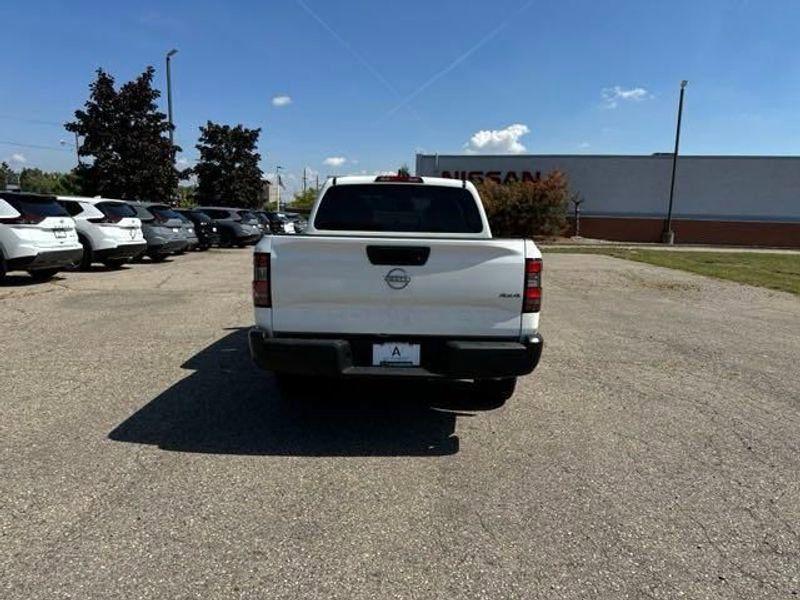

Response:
(270, 236), (526, 337)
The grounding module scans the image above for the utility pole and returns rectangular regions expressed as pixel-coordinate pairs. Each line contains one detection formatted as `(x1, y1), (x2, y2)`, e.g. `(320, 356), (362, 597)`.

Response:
(316, 174), (319, 191)
(166, 49), (178, 148)
(663, 79), (688, 244)
(302, 167), (307, 193)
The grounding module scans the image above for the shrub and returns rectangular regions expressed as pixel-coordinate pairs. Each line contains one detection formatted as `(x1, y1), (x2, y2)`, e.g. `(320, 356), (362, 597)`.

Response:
(476, 171), (569, 238)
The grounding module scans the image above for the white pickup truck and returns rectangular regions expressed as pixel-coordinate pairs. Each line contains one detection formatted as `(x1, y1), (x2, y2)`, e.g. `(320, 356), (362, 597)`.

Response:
(249, 173), (543, 403)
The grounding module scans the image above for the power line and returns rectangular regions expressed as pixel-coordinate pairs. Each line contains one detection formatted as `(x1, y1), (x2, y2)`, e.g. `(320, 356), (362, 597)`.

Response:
(0, 140), (72, 152)
(0, 114), (66, 127)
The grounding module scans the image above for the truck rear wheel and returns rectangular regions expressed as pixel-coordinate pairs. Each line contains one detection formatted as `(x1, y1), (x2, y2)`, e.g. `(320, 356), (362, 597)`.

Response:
(473, 377), (516, 407)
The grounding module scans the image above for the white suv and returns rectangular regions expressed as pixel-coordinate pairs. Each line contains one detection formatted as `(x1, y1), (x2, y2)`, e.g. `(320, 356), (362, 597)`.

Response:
(0, 192), (83, 281)
(57, 196), (146, 269)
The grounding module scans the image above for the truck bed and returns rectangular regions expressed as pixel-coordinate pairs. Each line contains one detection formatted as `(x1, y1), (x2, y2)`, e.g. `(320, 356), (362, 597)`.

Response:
(257, 234), (538, 339)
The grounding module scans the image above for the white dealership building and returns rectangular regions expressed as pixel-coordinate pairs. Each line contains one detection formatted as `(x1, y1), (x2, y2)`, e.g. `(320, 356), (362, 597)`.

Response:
(415, 153), (800, 247)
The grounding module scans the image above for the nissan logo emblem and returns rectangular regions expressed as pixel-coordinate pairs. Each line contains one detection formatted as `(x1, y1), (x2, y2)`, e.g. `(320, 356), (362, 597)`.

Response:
(385, 268), (411, 290)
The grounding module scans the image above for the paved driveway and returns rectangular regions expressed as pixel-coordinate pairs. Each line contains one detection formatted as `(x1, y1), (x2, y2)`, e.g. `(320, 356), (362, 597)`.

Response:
(1, 250), (798, 599)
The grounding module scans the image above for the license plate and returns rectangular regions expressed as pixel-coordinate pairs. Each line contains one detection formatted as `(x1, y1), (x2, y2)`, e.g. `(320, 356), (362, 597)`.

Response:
(372, 342), (421, 367)
(53, 229), (67, 239)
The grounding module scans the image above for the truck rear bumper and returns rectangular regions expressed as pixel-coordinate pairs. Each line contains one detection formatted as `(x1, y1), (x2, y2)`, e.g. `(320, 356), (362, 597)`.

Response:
(248, 329), (543, 379)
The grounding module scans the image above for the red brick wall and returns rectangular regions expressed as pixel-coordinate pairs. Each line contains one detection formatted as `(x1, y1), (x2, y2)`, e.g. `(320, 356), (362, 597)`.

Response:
(568, 216), (800, 248)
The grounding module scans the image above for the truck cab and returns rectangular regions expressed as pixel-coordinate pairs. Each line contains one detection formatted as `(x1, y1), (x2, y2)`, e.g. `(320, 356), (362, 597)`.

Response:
(249, 174), (543, 403)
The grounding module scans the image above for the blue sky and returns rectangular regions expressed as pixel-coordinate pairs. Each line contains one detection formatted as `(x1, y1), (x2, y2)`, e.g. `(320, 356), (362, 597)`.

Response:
(2, 0), (799, 191)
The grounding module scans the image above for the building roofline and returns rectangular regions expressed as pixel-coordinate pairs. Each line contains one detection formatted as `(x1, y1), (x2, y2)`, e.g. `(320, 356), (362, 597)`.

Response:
(415, 153), (800, 160)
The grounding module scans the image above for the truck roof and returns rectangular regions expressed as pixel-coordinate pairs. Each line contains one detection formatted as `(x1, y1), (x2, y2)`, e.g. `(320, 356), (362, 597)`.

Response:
(327, 175), (476, 190)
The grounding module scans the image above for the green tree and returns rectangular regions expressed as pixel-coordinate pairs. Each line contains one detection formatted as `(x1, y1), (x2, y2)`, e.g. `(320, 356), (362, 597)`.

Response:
(0, 162), (15, 190)
(19, 169), (80, 195)
(290, 187), (317, 210)
(193, 121), (263, 207)
(177, 184), (197, 207)
(65, 67), (181, 200)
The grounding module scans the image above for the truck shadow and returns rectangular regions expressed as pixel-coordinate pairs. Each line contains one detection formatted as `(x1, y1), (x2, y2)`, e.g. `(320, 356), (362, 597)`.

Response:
(109, 328), (494, 457)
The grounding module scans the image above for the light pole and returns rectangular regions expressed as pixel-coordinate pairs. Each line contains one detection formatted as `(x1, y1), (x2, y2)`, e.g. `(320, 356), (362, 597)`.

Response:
(275, 165), (284, 211)
(663, 79), (688, 244)
(571, 196), (585, 238)
(166, 49), (178, 148)
(59, 132), (81, 166)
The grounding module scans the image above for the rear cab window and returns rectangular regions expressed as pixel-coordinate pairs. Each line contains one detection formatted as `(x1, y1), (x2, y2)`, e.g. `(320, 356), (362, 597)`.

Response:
(313, 184), (483, 233)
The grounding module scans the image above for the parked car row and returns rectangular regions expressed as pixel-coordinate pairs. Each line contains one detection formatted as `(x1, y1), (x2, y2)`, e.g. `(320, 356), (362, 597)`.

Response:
(0, 191), (301, 282)
(254, 210), (307, 234)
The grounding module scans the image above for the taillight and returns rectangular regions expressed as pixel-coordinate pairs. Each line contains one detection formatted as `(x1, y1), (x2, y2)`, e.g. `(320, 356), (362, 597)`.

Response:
(253, 252), (271, 307)
(523, 258), (542, 313)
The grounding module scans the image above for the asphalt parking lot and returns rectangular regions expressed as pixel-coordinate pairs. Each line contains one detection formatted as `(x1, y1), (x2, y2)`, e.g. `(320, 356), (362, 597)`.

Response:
(2, 250), (799, 599)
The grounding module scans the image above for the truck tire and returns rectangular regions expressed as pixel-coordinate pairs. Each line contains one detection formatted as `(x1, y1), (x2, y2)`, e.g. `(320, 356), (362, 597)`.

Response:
(474, 377), (516, 408)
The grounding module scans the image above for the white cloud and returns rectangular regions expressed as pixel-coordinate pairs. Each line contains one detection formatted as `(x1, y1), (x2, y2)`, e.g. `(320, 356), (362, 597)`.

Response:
(601, 86), (650, 109)
(271, 95), (292, 107)
(577, 141), (591, 149)
(464, 123), (530, 154)
(176, 157), (190, 168)
(323, 156), (347, 167)
(9, 153), (26, 164)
